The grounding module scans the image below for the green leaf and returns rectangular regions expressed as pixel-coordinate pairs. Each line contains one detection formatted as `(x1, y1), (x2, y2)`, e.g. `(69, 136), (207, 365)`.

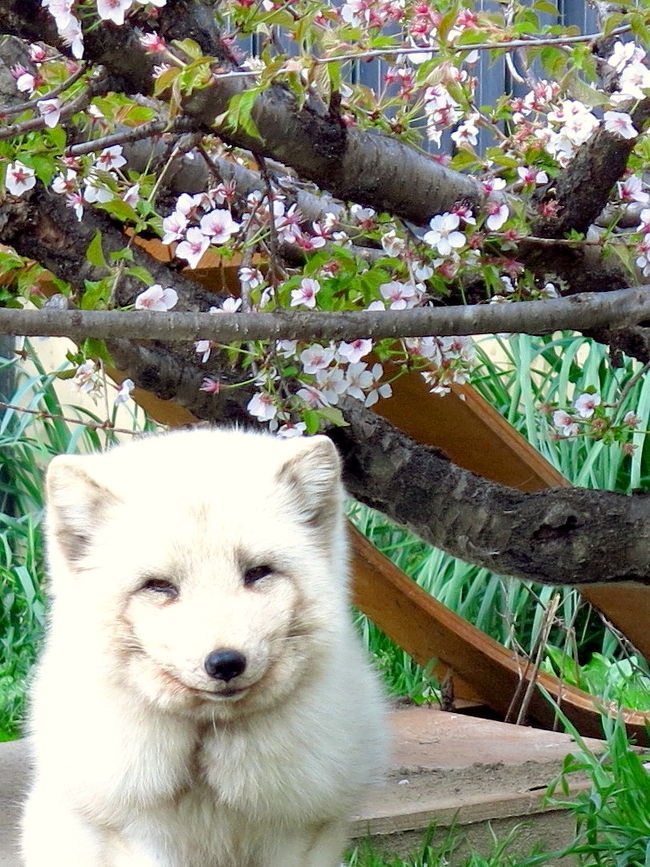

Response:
(96, 199), (139, 223)
(124, 265), (154, 285)
(173, 38), (204, 60)
(80, 278), (111, 309)
(302, 409), (321, 435)
(222, 89), (263, 142)
(153, 65), (181, 97)
(81, 338), (111, 364)
(533, 0), (559, 13)
(86, 230), (108, 270)
(317, 406), (348, 428)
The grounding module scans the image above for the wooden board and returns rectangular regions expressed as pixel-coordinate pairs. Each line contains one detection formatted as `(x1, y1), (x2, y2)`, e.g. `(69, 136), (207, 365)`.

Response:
(373, 372), (650, 660)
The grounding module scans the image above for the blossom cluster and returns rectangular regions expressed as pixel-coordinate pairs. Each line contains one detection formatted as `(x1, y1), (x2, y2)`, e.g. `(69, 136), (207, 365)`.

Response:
(41, 0), (167, 58)
(49, 144), (129, 220)
(550, 391), (642, 451)
(162, 190), (241, 269)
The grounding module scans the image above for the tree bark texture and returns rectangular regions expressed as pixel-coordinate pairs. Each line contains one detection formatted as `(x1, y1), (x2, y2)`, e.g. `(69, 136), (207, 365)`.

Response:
(0, 8), (649, 588)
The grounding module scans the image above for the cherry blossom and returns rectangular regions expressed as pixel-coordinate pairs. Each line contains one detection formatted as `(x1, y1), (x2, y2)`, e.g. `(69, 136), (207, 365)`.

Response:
(199, 208), (241, 244)
(485, 201), (509, 231)
(29, 43), (48, 63)
(451, 115), (479, 148)
(175, 227), (210, 269)
(381, 229), (406, 257)
(636, 236), (650, 276)
(290, 277), (320, 308)
(66, 192), (84, 221)
(73, 360), (103, 399)
(216, 297), (242, 313)
(239, 267), (264, 290)
(618, 175), (649, 203)
(344, 362), (374, 401)
(379, 281), (418, 310)
(161, 211), (188, 245)
(553, 410), (579, 438)
(95, 145), (127, 171)
(337, 339), (373, 363)
(314, 367), (347, 404)
(618, 62), (650, 100)
(140, 33), (167, 53)
(423, 212), (466, 256)
(297, 384), (328, 407)
(83, 177), (113, 204)
(300, 344), (335, 374)
(14, 67), (36, 94)
(517, 166), (549, 186)
(603, 111), (637, 140)
(573, 392), (601, 418)
(114, 379), (135, 405)
(58, 16), (84, 59)
(51, 170), (78, 195)
(195, 340), (213, 364)
(276, 339), (298, 358)
(200, 378), (222, 394)
(5, 161), (36, 197)
(277, 422), (307, 438)
(247, 391), (277, 422)
(97, 0), (134, 26)
(607, 41), (640, 74)
(37, 98), (62, 128)
(134, 284), (178, 311)
(123, 184), (140, 207)
(364, 363), (392, 407)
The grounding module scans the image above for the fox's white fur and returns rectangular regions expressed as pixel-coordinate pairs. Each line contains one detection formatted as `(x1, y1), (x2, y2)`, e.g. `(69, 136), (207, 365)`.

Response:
(21, 428), (386, 866)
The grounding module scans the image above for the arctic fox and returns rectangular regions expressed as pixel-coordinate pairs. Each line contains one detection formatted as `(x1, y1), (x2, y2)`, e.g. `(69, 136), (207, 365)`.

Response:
(21, 428), (386, 866)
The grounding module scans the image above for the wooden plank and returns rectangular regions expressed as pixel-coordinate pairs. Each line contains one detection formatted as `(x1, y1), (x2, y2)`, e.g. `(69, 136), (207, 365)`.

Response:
(351, 525), (649, 740)
(373, 372), (650, 660)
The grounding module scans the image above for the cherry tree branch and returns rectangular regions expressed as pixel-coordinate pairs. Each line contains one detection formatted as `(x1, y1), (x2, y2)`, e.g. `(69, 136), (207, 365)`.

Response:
(0, 66), (107, 141)
(0, 61), (87, 119)
(315, 21), (639, 65)
(66, 116), (201, 156)
(1, 287), (649, 342)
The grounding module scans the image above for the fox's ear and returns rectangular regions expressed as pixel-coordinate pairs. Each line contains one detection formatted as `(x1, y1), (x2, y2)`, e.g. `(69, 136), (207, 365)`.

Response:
(46, 455), (119, 566)
(276, 435), (342, 528)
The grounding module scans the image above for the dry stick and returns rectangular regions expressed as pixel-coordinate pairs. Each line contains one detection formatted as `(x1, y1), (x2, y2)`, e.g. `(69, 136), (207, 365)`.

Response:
(504, 593), (561, 726)
(515, 594), (561, 727)
(67, 116), (201, 157)
(0, 400), (146, 437)
(309, 21), (637, 65)
(255, 154), (282, 293)
(1, 288), (648, 342)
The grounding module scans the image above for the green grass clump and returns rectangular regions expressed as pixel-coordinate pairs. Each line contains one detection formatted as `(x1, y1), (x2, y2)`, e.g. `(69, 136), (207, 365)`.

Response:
(0, 344), (154, 738)
(352, 333), (650, 709)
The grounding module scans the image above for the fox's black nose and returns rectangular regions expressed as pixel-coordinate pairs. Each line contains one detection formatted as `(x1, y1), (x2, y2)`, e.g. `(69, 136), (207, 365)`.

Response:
(204, 649), (247, 682)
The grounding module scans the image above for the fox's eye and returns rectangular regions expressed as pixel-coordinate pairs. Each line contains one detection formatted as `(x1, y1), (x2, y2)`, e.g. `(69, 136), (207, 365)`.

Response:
(243, 565), (273, 586)
(140, 578), (179, 600)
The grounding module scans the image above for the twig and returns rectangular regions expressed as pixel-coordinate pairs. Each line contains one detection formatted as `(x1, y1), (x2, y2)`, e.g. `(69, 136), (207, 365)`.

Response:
(256, 154), (281, 292)
(612, 359), (650, 421)
(67, 116), (201, 157)
(308, 22), (637, 65)
(0, 67), (107, 142)
(0, 400), (150, 437)
(0, 62), (87, 120)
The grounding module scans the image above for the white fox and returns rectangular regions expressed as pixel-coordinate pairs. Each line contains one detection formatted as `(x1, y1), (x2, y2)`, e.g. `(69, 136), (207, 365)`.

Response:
(22, 428), (386, 866)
